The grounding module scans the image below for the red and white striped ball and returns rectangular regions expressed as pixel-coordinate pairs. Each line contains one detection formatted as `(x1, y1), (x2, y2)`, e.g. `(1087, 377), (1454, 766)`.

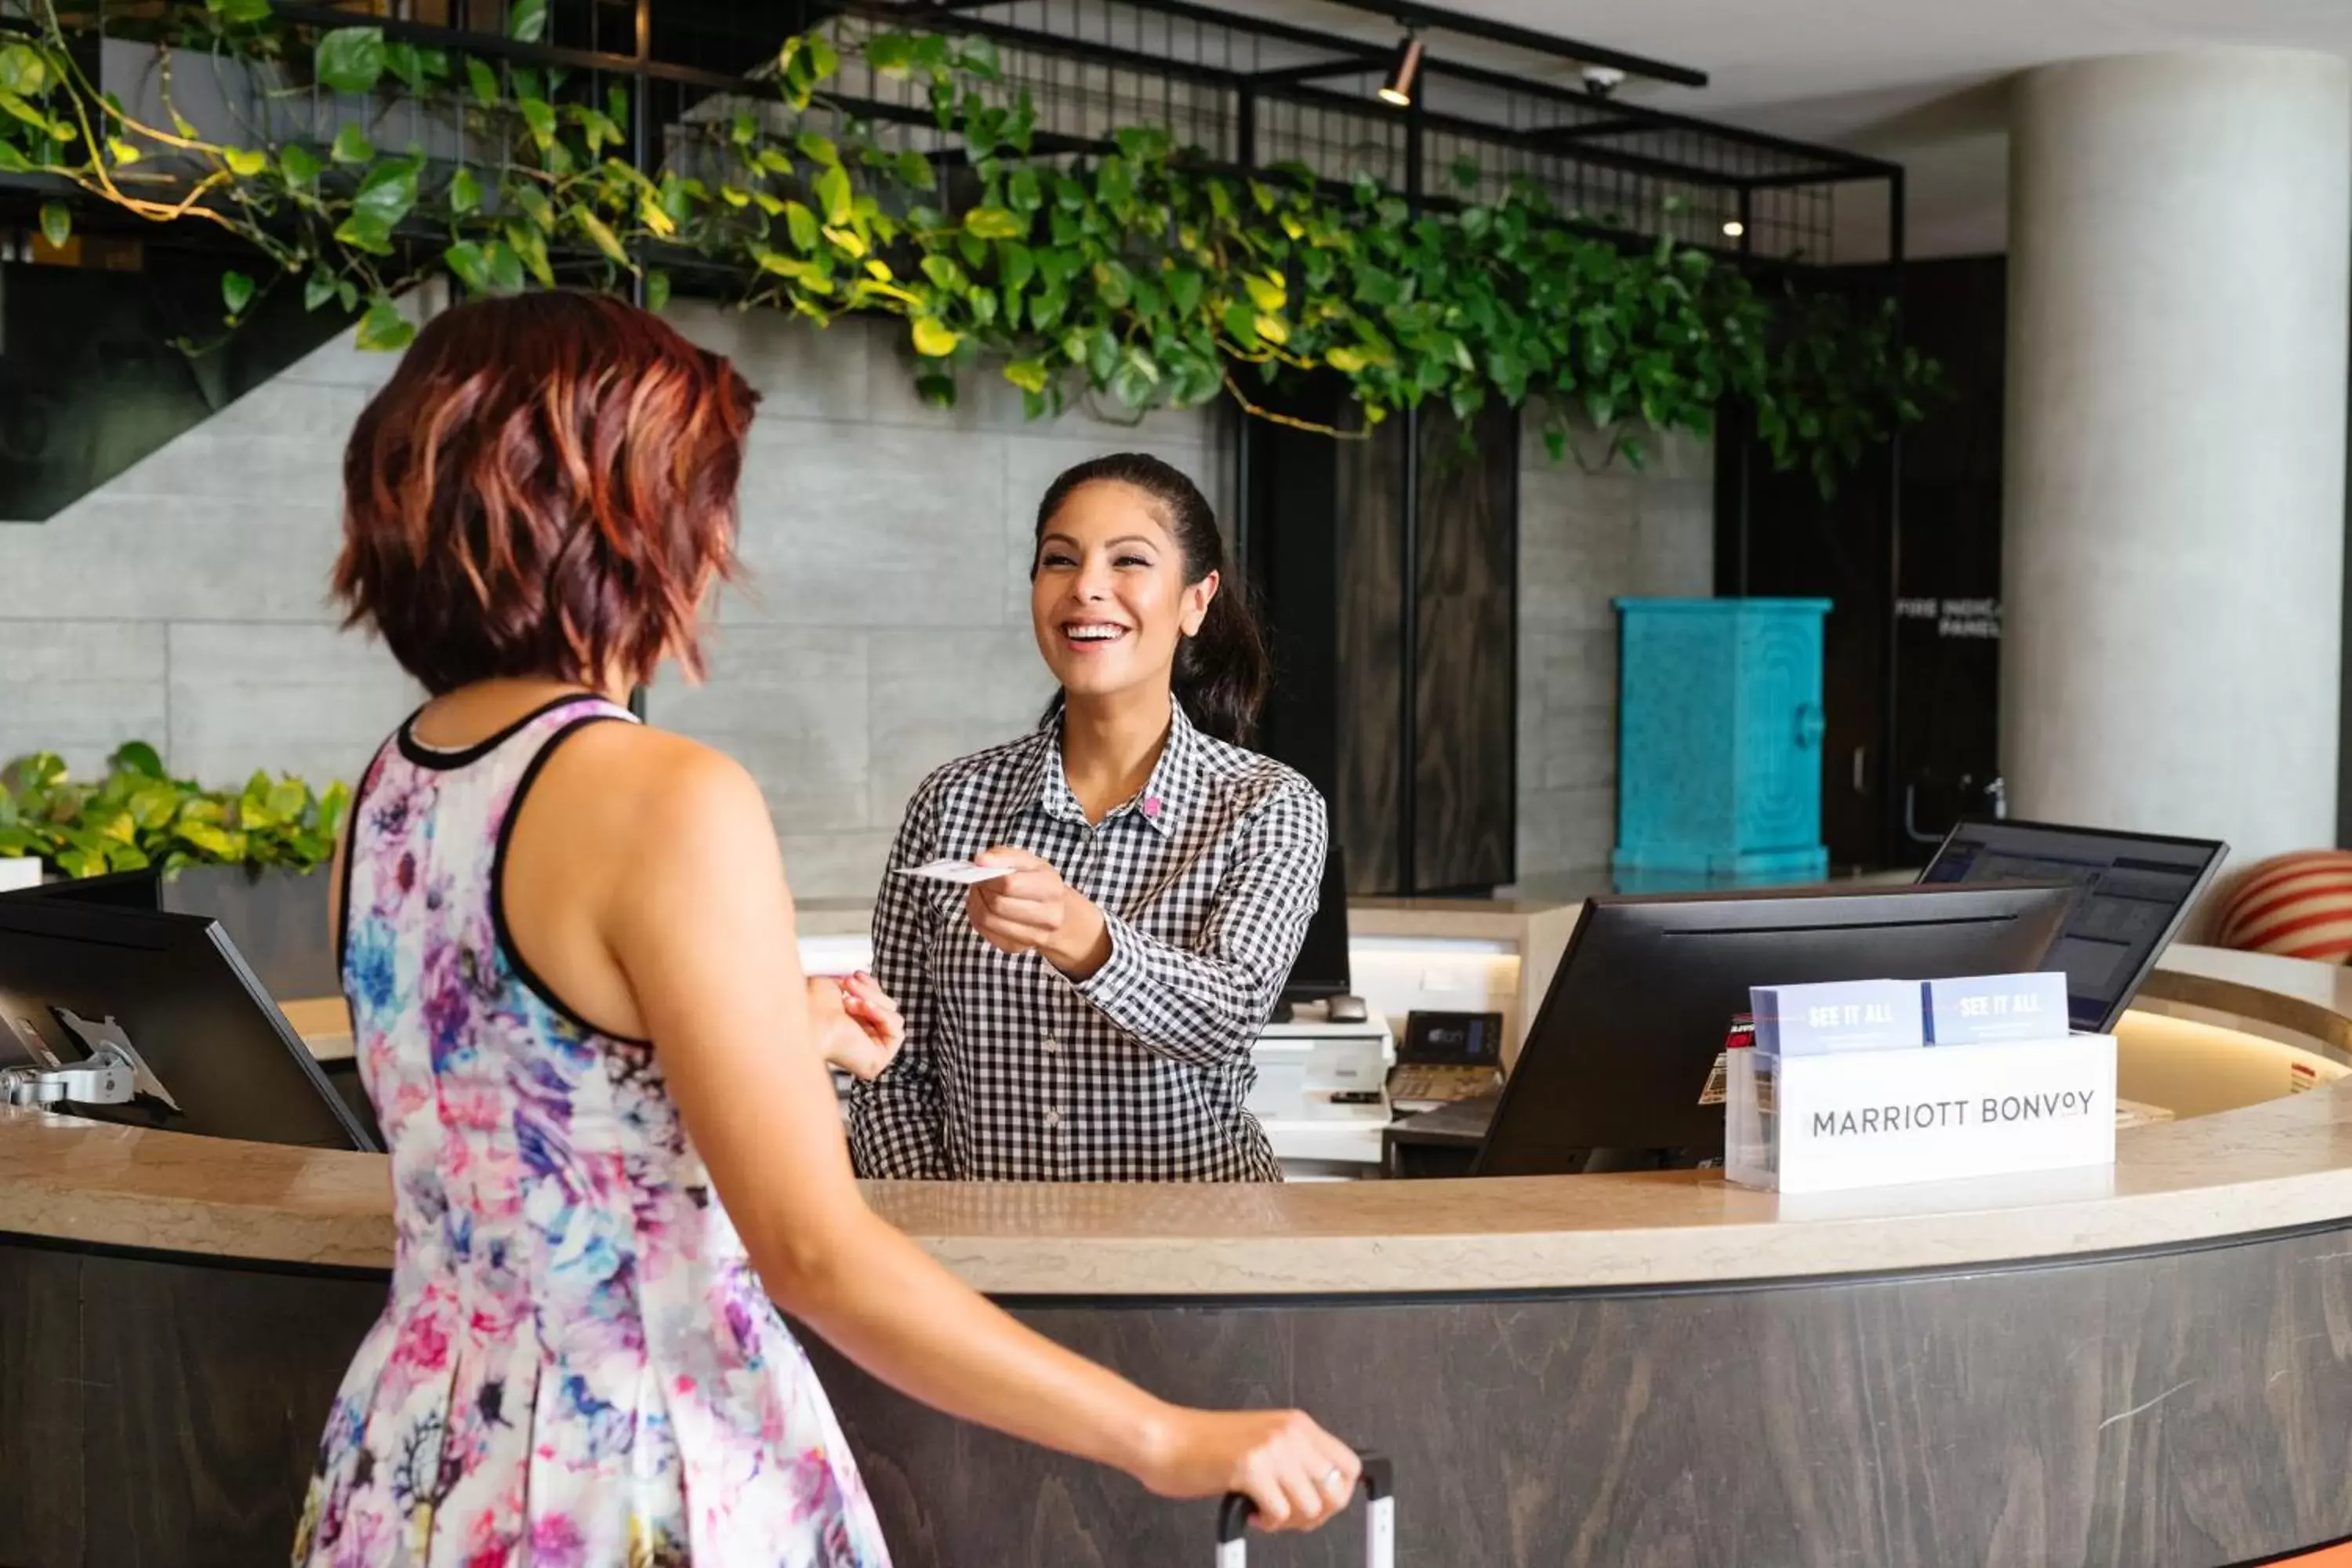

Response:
(2214, 851), (2352, 964)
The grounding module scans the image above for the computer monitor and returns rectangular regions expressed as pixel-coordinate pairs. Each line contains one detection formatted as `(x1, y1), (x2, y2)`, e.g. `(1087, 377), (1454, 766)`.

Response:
(1274, 844), (1351, 1016)
(1918, 818), (2227, 1032)
(8, 866), (161, 909)
(0, 897), (374, 1151)
(1473, 881), (2077, 1178)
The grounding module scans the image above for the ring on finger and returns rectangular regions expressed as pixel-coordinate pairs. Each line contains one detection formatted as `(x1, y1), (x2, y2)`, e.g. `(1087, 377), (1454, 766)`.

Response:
(1320, 1466), (1345, 1491)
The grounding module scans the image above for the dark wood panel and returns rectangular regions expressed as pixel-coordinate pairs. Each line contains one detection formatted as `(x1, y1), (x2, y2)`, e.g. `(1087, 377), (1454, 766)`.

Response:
(0, 1247), (85, 1568)
(808, 1225), (2352, 1568)
(1413, 404), (1517, 891)
(13, 1224), (2352, 1568)
(78, 1254), (384, 1567)
(0, 1246), (383, 1568)
(1334, 412), (1406, 895)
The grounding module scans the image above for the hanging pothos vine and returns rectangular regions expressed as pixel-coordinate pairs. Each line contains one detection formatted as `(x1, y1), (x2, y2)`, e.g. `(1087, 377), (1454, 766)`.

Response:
(0, 0), (1936, 491)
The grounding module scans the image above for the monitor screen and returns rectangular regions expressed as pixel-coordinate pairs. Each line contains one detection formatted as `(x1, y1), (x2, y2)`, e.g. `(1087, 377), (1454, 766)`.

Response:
(1277, 844), (1350, 1002)
(1475, 881), (2077, 1178)
(0, 898), (373, 1151)
(1918, 819), (2227, 1032)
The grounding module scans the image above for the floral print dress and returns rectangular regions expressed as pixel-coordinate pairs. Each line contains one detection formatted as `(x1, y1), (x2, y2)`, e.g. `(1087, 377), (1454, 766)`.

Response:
(295, 695), (891, 1568)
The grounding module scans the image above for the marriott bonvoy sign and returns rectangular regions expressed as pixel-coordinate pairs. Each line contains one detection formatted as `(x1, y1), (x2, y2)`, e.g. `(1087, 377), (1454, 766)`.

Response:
(1726, 975), (2117, 1194)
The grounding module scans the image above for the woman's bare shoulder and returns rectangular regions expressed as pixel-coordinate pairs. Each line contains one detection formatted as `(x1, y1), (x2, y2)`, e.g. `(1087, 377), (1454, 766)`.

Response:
(529, 719), (775, 858)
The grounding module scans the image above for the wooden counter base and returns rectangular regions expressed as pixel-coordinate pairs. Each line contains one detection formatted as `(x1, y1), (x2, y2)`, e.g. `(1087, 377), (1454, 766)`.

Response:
(9, 1218), (2352, 1568)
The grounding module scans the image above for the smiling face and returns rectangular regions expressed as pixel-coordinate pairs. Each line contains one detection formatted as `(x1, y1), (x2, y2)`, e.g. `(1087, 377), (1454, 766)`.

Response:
(1030, 479), (1218, 713)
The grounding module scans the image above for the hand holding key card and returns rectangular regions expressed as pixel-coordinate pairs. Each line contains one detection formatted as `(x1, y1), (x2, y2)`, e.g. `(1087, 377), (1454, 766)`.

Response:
(895, 858), (1019, 886)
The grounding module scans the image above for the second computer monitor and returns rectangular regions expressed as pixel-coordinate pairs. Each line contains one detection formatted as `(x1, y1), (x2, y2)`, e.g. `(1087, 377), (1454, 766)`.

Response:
(1474, 880), (2077, 1178)
(1918, 818), (2227, 1032)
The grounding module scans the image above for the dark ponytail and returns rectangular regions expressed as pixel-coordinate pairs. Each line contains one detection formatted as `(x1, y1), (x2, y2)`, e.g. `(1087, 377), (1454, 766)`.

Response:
(1032, 452), (1272, 746)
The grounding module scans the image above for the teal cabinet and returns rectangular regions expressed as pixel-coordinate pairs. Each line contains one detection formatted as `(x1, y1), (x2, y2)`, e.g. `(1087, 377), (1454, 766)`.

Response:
(1612, 597), (1832, 880)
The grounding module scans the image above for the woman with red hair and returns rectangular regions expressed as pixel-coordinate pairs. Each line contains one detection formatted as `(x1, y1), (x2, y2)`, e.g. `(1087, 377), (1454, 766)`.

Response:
(295, 292), (1356, 1566)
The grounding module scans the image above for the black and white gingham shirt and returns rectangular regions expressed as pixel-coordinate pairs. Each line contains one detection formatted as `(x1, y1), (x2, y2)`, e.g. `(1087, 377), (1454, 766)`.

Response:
(847, 704), (1327, 1182)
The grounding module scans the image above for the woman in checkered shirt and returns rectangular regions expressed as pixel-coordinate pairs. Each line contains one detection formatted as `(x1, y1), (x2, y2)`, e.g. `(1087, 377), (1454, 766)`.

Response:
(850, 453), (1330, 1183)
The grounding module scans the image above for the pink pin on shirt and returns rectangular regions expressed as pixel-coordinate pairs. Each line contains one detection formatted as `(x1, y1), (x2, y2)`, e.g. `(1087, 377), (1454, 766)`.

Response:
(1142, 796), (1162, 819)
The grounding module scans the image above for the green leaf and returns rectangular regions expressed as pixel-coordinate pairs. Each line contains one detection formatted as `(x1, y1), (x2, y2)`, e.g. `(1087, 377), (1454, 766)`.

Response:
(815, 162), (852, 227)
(895, 149), (935, 190)
(1166, 268), (1203, 318)
(865, 32), (914, 78)
(314, 27), (387, 96)
(223, 146), (268, 177)
(280, 143), (323, 183)
(577, 208), (633, 270)
(505, 220), (554, 285)
(964, 206), (1023, 241)
(795, 129), (841, 166)
(266, 779), (309, 823)
(176, 821), (237, 859)
(645, 269), (671, 313)
(107, 138), (142, 166)
(330, 122), (374, 165)
(1002, 241), (1035, 292)
(111, 742), (164, 780)
(0, 43), (48, 97)
(509, 0), (548, 44)
(352, 158), (419, 227)
(337, 281), (360, 312)
(221, 270), (255, 317)
(955, 35), (1001, 80)
(1087, 328), (1119, 383)
(466, 56), (500, 104)
(357, 297), (415, 352)
(333, 211), (395, 255)
(126, 785), (176, 830)
(783, 200), (819, 252)
(519, 96), (557, 149)
(211, 0), (274, 23)
(1004, 358), (1050, 394)
(449, 165), (482, 215)
(303, 270), (339, 311)
(911, 318), (960, 358)
(1243, 270), (1286, 313)
(487, 239), (527, 294)
(383, 42), (430, 93)
(37, 200), (67, 251)
(445, 240), (492, 293)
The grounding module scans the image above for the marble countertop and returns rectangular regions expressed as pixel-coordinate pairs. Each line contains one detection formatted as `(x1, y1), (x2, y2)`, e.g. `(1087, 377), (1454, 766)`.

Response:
(9, 945), (2352, 1294)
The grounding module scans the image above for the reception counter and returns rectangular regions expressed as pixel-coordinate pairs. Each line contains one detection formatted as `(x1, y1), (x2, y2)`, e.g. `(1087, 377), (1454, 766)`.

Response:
(7, 945), (2352, 1566)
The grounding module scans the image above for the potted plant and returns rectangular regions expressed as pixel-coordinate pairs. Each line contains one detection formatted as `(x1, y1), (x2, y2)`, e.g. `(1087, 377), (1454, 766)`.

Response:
(0, 742), (350, 997)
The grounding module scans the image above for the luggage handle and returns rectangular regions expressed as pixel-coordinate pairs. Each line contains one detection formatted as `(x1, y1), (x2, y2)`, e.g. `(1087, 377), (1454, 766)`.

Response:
(1214, 1450), (1392, 1566)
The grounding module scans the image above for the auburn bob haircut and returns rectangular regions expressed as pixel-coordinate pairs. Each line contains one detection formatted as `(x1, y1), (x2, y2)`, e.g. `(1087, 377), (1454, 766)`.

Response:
(334, 291), (758, 695)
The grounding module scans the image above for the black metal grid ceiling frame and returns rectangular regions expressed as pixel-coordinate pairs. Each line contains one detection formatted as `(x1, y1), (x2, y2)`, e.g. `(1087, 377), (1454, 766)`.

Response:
(221, 0), (1895, 267)
(830, 0), (1896, 264)
(24, 0), (1893, 269)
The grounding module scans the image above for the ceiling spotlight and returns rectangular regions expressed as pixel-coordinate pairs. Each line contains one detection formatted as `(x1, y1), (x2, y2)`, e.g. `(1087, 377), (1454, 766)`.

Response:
(1377, 34), (1423, 108)
(1722, 219), (1746, 238)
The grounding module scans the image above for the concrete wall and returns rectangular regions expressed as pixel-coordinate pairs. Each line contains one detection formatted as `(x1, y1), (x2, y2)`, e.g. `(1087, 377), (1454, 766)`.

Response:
(0, 303), (1707, 899)
(1515, 417), (1714, 886)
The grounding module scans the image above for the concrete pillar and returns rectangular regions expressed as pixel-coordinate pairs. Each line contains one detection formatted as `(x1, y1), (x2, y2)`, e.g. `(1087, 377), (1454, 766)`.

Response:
(2004, 50), (2350, 873)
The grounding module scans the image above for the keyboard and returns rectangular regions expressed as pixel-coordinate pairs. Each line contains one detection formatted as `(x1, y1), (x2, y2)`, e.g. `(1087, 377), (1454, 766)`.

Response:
(1387, 1065), (1504, 1106)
